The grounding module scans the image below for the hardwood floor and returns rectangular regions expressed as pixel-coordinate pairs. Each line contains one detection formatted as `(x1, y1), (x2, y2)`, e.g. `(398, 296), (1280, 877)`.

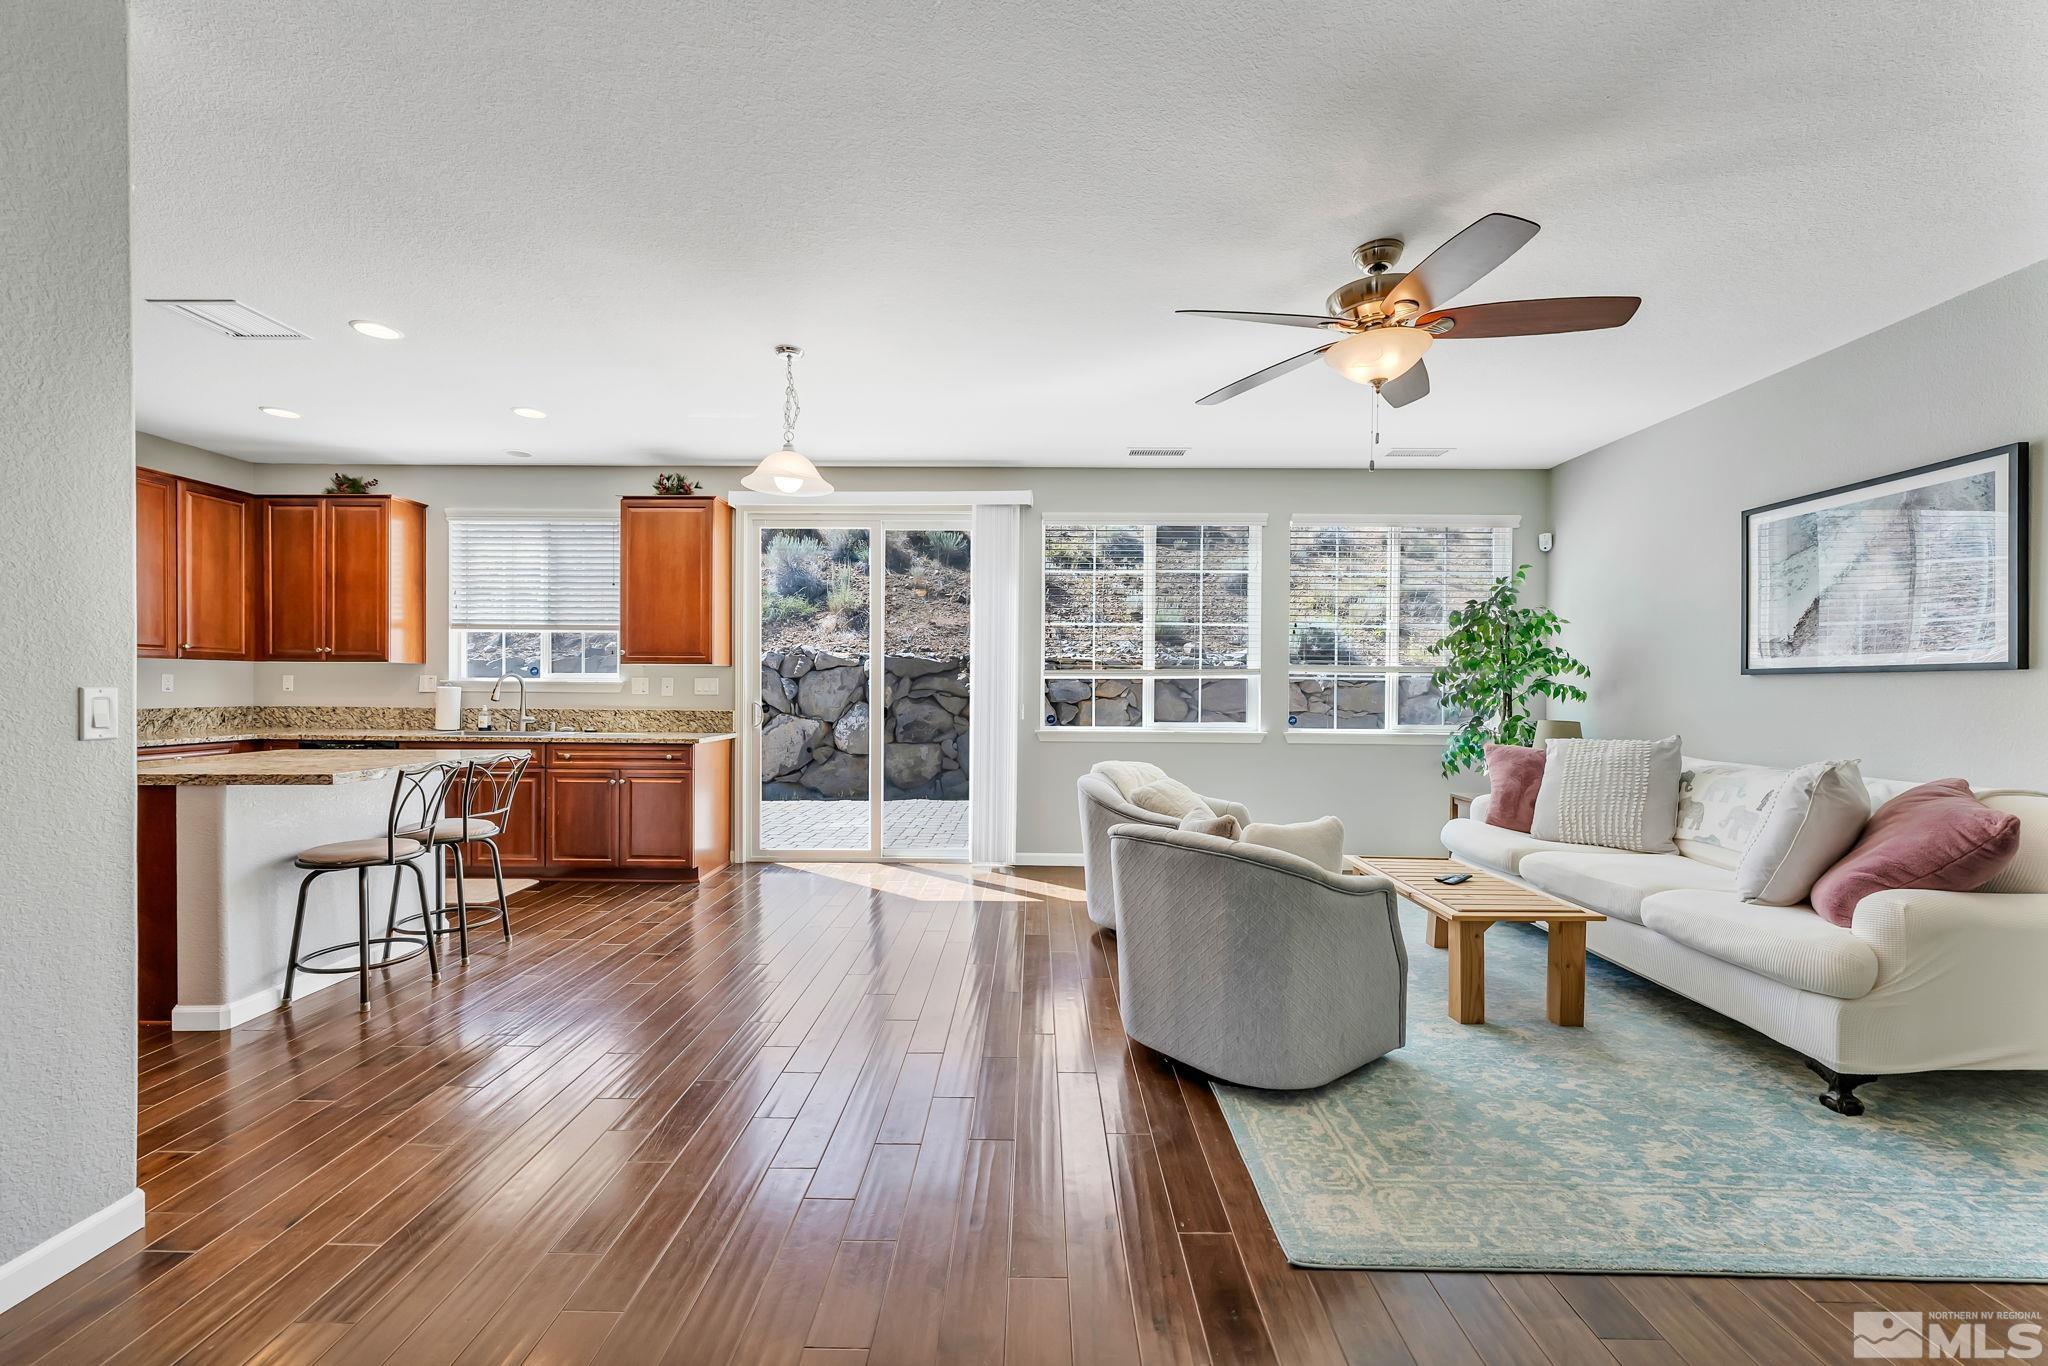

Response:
(4, 863), (2038, 1364)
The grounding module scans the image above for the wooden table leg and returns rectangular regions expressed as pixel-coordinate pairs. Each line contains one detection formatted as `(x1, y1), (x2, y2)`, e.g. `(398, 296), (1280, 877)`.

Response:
(1426, 909), (1449, 950)
(1547, 920), (1587, 1026)
(1448, 920), (1488, 1024)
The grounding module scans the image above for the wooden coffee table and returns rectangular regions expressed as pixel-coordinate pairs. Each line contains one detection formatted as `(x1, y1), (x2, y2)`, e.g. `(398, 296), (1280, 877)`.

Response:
(1348, 855), (1607, 1027)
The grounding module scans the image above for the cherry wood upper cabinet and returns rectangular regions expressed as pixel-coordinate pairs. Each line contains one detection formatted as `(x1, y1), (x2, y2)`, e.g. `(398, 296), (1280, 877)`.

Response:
(136, 469), (179, 658)
(619, 496), (732, 665)
(259, 495), (427, 663)
(177, 482), (258, 659)
(260, 497), (328, 660)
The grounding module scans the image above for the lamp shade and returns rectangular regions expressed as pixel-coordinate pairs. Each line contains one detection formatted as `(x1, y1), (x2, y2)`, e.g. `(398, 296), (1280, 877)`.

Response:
(1322, 325), (1433, 386)
(740, 447), (833, 497)
(1533, 719), (1583, 745)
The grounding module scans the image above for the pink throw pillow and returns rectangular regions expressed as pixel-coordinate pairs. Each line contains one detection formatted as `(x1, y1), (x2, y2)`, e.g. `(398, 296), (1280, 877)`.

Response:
(1809, 779), (2020, 927)
(1482, 744), (1545, 833)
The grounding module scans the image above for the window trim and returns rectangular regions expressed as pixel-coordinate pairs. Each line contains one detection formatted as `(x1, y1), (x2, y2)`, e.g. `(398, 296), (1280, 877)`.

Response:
(1039, 519), (1264, 733)
(1284, 519), (1515, 737)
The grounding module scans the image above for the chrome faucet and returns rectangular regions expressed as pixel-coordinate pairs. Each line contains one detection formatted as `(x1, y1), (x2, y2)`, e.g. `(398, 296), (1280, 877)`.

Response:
(488, 673), (534, 733)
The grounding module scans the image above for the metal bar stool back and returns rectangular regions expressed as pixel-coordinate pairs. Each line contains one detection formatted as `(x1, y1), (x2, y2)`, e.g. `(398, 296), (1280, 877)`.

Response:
(282, 759), (459, 1012)
(405, 751), (531, 961)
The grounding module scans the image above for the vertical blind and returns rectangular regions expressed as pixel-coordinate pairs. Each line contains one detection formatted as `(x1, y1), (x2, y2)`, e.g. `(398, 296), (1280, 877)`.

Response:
(447, 514), (620, 630)
(1288, 521), (1512, 670)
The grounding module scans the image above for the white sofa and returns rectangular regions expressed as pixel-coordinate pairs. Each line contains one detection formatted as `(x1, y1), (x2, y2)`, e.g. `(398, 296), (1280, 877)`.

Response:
(1441, 757), (2048, 1114)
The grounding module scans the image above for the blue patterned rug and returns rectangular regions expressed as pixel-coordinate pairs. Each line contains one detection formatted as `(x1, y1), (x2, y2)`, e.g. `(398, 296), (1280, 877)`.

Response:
(1212, 903), (2048, 1278)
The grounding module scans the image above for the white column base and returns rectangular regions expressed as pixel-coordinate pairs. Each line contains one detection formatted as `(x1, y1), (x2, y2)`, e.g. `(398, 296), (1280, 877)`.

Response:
(0, 1189), (145, 1314)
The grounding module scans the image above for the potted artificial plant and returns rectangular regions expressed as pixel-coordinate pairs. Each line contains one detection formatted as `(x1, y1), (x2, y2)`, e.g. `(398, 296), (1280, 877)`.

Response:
(1427, 564), (1590, 777)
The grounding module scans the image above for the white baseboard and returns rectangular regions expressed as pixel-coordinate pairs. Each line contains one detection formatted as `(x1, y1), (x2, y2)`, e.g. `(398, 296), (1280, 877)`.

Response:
(171, 965), (348, 1031)
(0, 1188), (145, 1314)
(1012, 852), (1082, 867)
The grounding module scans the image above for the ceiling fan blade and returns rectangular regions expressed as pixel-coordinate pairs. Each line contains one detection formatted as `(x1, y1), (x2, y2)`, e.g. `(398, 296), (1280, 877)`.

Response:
(1380, 359), (1429, 408)
(1177, 309), (1351, 330)
(1195, 344), (1332, 405)
(1419, 296), (1641, 339)
(1388, 213), (1540, 313)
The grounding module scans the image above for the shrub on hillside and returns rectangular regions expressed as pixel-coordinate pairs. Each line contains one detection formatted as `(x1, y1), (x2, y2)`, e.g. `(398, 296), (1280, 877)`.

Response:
(765, 533), (829, 601)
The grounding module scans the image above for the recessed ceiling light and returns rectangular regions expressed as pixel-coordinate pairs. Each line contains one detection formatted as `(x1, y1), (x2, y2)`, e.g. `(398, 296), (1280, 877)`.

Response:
(348, 319), (405, 340)
(258, 406), (302, 419)
(506, 450), (534, 459)
(511, 407), (547, 420)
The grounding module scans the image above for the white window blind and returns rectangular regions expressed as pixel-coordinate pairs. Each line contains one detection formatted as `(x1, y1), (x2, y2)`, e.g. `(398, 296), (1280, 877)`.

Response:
(447, 514), (620, 630)
(1041, 520), (1261, 729)
(1286, 520), (1512, 731)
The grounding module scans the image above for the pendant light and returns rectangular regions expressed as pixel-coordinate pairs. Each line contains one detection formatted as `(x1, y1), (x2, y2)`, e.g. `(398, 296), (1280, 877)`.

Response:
(741, 344), (833, 496)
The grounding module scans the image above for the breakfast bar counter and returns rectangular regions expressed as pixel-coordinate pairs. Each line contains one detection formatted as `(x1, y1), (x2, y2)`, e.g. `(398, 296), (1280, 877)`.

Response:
(137, 747), (530, 1029)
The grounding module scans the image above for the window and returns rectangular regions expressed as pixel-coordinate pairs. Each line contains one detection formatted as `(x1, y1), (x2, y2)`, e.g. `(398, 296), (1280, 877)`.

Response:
(447, 513), (621, 682)
(1286, 519), (1513, 732)
(1042, 521), (1260, 729)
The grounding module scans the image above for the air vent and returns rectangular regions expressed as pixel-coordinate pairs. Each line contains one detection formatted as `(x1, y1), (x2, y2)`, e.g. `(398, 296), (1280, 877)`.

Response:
(1126, 447), (1188, 459)
(1380, 446), (1453, 459)
(147, 299), (310, 340)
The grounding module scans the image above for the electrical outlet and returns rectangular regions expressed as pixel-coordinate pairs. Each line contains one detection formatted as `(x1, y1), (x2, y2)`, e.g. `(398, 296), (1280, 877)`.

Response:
(417, 673), (438, 693)
(693, 677), (719, 695)
(659, 677), (675, 697)
(159, 673), (174, 693)
(281, 674), (295, 693)
(630, 677), (650, 695)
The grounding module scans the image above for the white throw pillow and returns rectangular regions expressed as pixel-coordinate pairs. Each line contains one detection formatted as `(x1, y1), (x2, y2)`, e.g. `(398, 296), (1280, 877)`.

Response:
(1735, 760), (1871, 905)
(1178, 809), (1243, 841)
(1531, 736), (1683, 854)
(1977, 791), (2048, 893)
(1240, 816), (1345, 873)
(1128, 778), (1213, 821)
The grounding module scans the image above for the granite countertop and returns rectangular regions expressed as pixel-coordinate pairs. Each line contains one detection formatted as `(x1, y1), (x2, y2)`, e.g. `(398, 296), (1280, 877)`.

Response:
(137, 746), (534, 786)
(136, 727), (737, 749)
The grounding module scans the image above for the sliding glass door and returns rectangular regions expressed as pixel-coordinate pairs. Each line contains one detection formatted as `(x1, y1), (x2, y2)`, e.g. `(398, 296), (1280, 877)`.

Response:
(746, 514), (971, 861)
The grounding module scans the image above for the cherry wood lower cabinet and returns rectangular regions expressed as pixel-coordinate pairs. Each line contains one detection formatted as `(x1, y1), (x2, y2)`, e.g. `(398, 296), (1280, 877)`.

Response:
(398, 739), (729, 880)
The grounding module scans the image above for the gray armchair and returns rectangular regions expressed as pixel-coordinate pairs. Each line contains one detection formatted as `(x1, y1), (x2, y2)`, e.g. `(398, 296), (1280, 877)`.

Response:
(1077, 762), (1251, 930)
(1108, 824), (1407, 1090)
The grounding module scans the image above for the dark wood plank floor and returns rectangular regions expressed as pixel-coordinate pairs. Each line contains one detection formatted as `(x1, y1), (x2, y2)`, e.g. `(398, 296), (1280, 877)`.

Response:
(4, 864), (2038, 1364)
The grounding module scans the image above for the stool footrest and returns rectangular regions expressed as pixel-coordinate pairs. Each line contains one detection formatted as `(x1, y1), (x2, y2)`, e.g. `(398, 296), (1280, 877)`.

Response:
(293, 936), (432, 974)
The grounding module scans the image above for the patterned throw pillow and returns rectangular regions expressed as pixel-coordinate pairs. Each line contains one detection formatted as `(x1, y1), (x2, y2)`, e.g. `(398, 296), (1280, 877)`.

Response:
(1675, 761), (1788, 870)
(1531, 736), (1683, 854)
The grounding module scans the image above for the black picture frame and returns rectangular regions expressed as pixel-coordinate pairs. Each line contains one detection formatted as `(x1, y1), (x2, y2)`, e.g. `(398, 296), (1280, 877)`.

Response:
(1740, 443), (2030, 675)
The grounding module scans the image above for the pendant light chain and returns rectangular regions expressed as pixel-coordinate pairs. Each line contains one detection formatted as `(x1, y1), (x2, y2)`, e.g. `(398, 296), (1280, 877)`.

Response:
(782, 350), (801, 450)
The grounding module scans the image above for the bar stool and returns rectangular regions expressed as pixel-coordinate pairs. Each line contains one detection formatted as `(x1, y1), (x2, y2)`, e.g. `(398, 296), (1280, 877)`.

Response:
(400, 751), (530, 962)
(282, 760), (457, 1012)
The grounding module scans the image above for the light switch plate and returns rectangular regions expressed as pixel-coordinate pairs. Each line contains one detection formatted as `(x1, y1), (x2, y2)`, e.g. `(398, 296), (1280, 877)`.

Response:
(418, 674), (438, 693)
(159, 673), (174, 693)
(693, 677), (719, 695)
(78, 686), (119, 740)
(281, 674), (295, 693)
(659, 677), (675, 697)
(630, 678), (650, 695)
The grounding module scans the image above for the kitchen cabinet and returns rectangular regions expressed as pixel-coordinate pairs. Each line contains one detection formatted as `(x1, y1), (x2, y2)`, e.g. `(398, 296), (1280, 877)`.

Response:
(136, 469), (179, 657)
(134, 468), (257, 659)
(619, 496), (732, 664)
(260, 495), (427, 662)
(397, 739), (726, 878)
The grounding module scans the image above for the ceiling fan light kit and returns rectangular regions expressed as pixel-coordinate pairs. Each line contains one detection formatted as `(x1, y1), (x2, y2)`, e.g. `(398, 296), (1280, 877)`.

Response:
(1178, 212), (1641, 412)
(741, 343), (835, 496)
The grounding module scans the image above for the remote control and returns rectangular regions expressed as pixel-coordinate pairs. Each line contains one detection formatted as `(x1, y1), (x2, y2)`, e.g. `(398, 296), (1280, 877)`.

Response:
(1434, 873), (1472, 885)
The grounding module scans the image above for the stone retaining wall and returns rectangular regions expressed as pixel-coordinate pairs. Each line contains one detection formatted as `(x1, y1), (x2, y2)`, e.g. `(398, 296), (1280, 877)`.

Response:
(761, 646), (970, 801)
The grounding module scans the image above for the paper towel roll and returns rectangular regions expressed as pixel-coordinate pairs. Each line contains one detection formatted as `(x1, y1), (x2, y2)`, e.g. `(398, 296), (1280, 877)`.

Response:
(433, 685), (463, 731)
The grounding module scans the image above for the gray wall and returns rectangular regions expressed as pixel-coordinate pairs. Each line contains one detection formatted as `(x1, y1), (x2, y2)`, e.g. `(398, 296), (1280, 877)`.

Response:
(1552, 258), (2048, 787)
(137, 443), (1550, 854)
(1, 0), (136, 1269)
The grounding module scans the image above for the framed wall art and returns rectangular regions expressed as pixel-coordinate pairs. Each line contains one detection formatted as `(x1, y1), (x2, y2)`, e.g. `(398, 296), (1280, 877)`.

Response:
(1742, 443), (2029, 674)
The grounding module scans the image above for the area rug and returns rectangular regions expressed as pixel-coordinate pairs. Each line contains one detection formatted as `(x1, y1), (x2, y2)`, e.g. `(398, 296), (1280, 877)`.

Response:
(1211, 903), (2048, 1278)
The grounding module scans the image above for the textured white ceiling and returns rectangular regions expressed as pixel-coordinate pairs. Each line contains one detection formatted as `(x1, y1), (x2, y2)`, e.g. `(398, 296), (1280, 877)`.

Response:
(130, 1), (2048, 469)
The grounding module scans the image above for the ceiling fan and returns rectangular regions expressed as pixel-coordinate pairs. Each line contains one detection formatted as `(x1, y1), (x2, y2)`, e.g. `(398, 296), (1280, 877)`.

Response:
(1179, 213), (1640, 409)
